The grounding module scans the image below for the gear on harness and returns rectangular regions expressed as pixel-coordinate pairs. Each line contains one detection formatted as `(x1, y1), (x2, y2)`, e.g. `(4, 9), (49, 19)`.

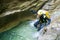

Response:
(39, 14), (48, 23)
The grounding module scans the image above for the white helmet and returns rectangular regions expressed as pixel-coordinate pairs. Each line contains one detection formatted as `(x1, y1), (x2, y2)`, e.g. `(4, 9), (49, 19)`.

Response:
(37, 10), (50, 18)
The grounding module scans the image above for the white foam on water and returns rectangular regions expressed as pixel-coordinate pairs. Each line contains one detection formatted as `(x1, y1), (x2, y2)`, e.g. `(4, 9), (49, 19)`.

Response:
(33, 32), (40, 38)
(29, 19), (39, 27)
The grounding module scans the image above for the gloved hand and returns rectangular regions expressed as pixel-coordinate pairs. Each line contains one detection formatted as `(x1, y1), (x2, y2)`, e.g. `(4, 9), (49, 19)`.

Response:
(29, 9), (37, 14)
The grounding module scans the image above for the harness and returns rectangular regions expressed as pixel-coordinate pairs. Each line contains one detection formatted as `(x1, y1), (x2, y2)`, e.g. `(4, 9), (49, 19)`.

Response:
(39, 14), (48, 23)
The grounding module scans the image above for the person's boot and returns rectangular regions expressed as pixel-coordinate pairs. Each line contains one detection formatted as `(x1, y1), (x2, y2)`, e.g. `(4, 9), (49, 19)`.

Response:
(43, 27), (47, 34)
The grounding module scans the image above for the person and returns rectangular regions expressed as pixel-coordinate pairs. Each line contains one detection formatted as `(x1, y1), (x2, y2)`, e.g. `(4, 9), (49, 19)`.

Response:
(34, 10), (51, 31)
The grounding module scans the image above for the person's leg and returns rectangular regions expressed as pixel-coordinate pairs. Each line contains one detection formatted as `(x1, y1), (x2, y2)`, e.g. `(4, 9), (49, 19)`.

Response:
(37, 19), (51, 31)
(34, 20), (40, 28)
(37, 23), (45, 31)
(46, 19), (51, 26)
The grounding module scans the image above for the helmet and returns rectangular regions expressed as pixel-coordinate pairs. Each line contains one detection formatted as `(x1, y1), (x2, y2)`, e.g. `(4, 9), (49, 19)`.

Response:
(37, 10), (44, 15)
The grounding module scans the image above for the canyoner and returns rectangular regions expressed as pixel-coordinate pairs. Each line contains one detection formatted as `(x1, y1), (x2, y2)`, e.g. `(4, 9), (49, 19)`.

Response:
(34, 9), (51, 31)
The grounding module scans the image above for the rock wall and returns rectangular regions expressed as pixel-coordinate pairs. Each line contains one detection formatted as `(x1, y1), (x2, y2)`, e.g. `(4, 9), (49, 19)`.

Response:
(0, 0), (48, 32)
(0, 0), (60, 33)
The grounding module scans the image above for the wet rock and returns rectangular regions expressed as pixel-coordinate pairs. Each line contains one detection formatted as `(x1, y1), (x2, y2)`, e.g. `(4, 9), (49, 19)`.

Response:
(38, 9), (60, 40)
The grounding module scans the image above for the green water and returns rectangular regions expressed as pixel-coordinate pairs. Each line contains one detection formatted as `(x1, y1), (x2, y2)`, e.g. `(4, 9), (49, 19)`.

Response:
(0, 21), (37, 40)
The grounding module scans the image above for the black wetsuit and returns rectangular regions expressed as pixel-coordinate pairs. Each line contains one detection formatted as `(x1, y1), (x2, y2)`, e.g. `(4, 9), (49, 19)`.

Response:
(39, 14), (48, 24)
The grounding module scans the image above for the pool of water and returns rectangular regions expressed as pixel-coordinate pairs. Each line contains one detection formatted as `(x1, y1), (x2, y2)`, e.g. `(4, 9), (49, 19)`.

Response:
(0, 21), (37, 40)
